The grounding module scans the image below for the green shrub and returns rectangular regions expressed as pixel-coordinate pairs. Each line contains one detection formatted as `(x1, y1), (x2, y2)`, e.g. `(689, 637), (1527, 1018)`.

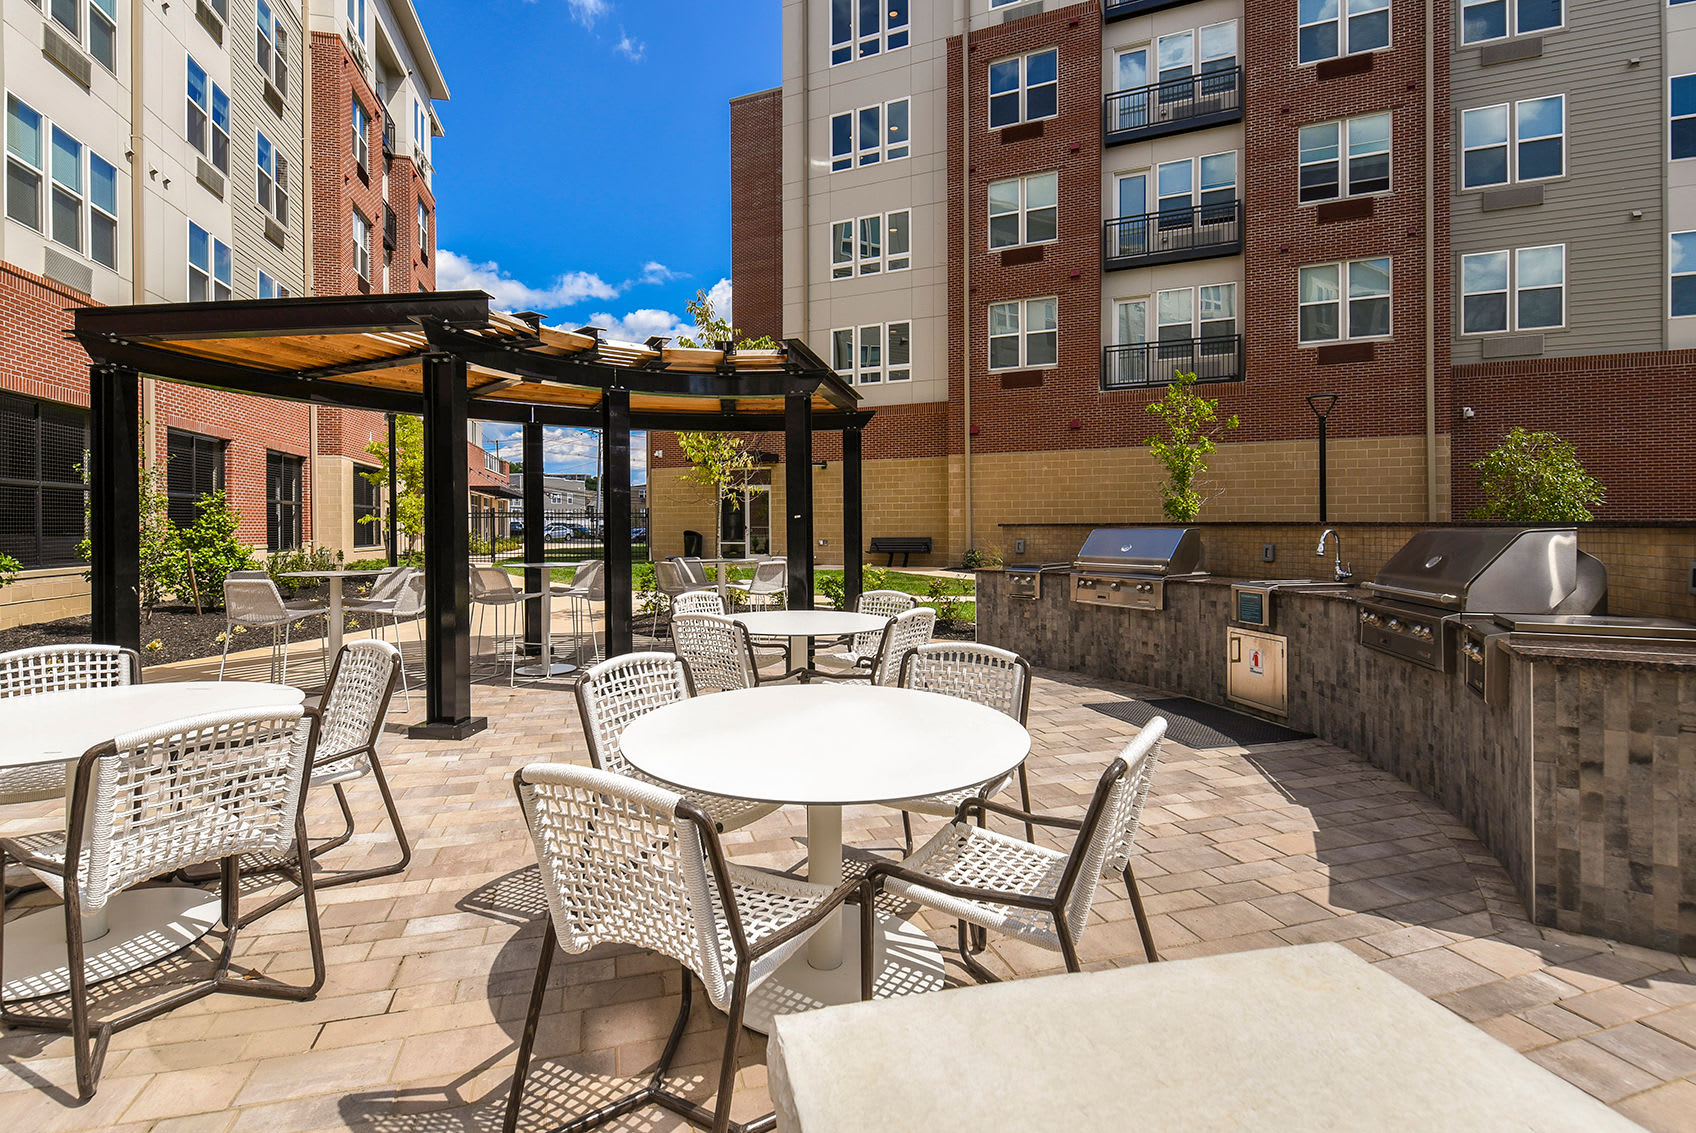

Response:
(961, 548), (1003, 570)
(178, 491), (256, 609)
(818, 573), (845, 610)
(265, 545), (342, 597)
(345, 557), (391, 572)
(0, 552), (19, 590)
(1470, 427), (1605, 522)
(924, 577), (967, 629)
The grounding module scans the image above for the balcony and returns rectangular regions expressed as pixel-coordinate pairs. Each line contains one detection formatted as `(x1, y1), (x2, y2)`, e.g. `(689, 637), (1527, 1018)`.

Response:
(1101, 335), (1243, 390)
(1104, 66), (1243, 146)
(1102, 200), (1242, 271)
(1104, 0), (1204, 20)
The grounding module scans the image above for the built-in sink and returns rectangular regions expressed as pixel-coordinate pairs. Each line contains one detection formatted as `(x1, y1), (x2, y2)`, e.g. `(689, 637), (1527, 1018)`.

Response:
(1240, 578), (1351, 589)
(1231, 578), (1350, 631)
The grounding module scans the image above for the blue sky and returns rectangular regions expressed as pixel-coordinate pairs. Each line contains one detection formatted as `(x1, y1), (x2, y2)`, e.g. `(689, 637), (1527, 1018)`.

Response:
(422, 0), (781, 476)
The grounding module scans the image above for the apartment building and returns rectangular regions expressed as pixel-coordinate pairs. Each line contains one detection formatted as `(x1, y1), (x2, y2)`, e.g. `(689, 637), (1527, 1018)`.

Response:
(649, 0), (1695, 565)
(0, 0), (445, 627)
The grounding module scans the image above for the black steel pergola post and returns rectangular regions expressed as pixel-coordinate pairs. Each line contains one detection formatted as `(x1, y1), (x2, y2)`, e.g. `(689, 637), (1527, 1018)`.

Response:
(89, 364), (141, 653)
(415, 352), (484, 739)
(602, 386), (633, 657)
(522, 422), (545, 650)
(385, 412), (399, 566)
(842, 425), (863, 610)
(785, 392), (814, 613)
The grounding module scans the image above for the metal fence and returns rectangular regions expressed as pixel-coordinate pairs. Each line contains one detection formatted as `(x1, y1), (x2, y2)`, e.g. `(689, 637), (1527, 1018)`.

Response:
(468, 509), (650, 564)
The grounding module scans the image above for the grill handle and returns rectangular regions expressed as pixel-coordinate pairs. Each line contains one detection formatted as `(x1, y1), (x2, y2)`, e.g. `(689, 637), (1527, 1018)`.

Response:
(1363, 581), (1462, 605)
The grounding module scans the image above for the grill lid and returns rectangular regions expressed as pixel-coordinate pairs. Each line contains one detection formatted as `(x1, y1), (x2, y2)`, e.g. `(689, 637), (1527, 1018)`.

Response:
(1492, 614), (1696, 640)
(1073, 527), (1203, 576)
(1365, 527), (1579, 613)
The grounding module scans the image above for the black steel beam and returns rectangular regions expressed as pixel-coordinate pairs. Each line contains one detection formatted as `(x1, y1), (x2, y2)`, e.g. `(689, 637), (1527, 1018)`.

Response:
(72, 290), (492, 341)
(843, 426), (863, 610)
(784, 392), (814, 614)
(414, 352), (485, 739)
(602, 386), (634, 657)
(89, 365), (140, 653)
(523, 423), (546, 649)
(386, 413), (399, 567)
(470, 399), (874, 434)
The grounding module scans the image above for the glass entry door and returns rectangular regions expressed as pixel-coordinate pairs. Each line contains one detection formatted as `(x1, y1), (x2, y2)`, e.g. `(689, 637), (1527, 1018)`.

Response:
(718, 472), (772, 559)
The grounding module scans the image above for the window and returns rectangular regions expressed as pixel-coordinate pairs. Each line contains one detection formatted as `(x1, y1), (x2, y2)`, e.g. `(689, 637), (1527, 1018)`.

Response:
(829, 323), (911, 384)
(48, 127), (83, 253)
(351, 98), (369, 172)
(0, 392), (88, 568)
(987, 298), (1058, 370)
(46, 0), (116, 72)
(417, 200), (429, 257)
(988, 173), (1057, 249)
(187, 58), (231, 173)
(255, 0), (287, 94)
(89, 153), (116, 269)
(1461, 0), (1561, 43)
(988, 49), (1058, 129)
(6, 100), (117, 268)
(414, 98), (426, 151)
(346, 0), (365, 39)
(1461, 96), (1563, 187)
(1460, 245), (1564, 333)
(1673, 233), (1696, 317)
(165, 429), (224, 528)
(1149, 283), (1239, 357)
(205, 0), (226, 16)
(1149, 152), (1237, 219)
(257, 270), (288, 299)
(6, 96), (44, 231)
(265, 452), (303, 552)
(1299, 0), (1390, 63)
(1299, 257), (1392, 343)
(830, 0), (908, 65)
(831, 99), (909, 170)
(188, 221), (231, 301)
(831, 210), (910, 277)
(256, 131), (288, 224)
(352, 208), (371, 281)
(352, 468), (381, 546)
(1299, 112), (1391, 202)
(1673, 75), (1696, 160)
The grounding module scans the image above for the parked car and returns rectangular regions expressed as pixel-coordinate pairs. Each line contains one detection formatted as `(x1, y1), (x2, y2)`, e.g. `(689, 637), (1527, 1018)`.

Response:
(509, 518), (524, 535)
(630, 526), (647, 541)
(542, 521), (573, 539)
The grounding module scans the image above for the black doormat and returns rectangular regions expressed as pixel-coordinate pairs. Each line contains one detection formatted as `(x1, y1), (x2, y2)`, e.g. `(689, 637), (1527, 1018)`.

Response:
(1086, 696), (1310, 748)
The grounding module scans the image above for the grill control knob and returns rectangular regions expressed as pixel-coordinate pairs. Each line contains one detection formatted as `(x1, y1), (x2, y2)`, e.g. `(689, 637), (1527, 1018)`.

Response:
(1108, 581), (1121, 591)
(1387, 619), (1402, 632)
(1138, 583), (1153, 592)
(1462, 643), (1482, 663)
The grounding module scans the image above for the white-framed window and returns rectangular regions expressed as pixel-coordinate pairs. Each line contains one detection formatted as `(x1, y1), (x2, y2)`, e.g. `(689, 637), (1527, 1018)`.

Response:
(987, 298), (1058, 371)
(44, 0), (117, 72)
(1672, 75), (1696, 160)
(1461, 95), (1563, 188)
(1299, 0), (1391, 63)
(988, 49), (1058, 129)
(413, 98), (427, 152)
(255, 0), (287, 94)
(1151, 283), (1239, 343)
(48, 126), (83, 253)
(830, 0), (909, 65)
(1461, 0), (1561, 44)
(256, 130), (288, 225)
(1149, 151), (1237, 218)
(988, 172), (1056, 249)
(89, 152), (116, 269)
(831, 210), (910, 277)
(1148, 22), (1238, 94)
(257, 270), (289, 299)
(1298, 112), (1391, 202)
(6, 95), (46, 233)
(204, 0), (227, 18)
(6, 99), (120, 270)
(830, 322), (911, 384)
(352, 208), (371, 282)
(188, 221), (231, 301)
(1671, 232), (1696, 318)
(351, 97), (369, 172)
(346, 0), (365, 40)
(831, 98), (909, 171)
(417, 200), (429, 256)
(1460, 245), (1564, 333)
(185, 57), (231, 174)
(1299, 257), (1392, 343)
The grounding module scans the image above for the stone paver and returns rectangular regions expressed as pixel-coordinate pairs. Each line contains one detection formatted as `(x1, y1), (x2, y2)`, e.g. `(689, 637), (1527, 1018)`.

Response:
(2, 659), (1693, 1129)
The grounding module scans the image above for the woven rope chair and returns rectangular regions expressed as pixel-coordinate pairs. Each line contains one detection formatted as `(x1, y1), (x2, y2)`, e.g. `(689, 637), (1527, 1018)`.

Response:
(832, 606), (935, 687)
(0, 706), (327, 1098)
(0, 645), (141, 804)
(860, 717), (1166, 993)
(672, 589), (726, 617)
(559, 559), (606, 665)
(818, 590), (917, 671)
(471, 566), (545, 686)
(672, 613), (761, 693)
(506, 762), (858, 1133)
(888, 643), (1035, 854)
(346, 570), (424, 705)
(650, 560), (693, 641)
(221, 577), (325, 685)
(725, 558), (786, 612)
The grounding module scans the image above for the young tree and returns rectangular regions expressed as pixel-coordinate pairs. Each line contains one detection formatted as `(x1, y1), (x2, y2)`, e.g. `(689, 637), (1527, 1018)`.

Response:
(362, 415), (425, 550)
(672, 289), (777, 510)
(1470, 427), (1605, 522)
(1144, 371), (1240, 522)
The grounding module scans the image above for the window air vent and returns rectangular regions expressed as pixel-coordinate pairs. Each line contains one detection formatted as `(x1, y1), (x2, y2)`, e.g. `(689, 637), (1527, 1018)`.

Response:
(1480, 37), (1542, 65)
(42, 23), (92, 88)
(196, 158), (226, 198)
(194, 0), (225, 44)
(1479, 334), (1544, 359)
(43, 248), (94, 296)
(263, 80), (286, 116)
(999, 1), (1043, 23)
(1479, 185), (1543, 211)
(264, 217), (287, 248)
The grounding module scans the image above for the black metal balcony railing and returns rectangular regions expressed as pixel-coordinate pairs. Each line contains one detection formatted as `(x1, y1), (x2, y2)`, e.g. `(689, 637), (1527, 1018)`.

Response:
(383, 205), (398, 251)
(1102, 200), (1242, 271)
(1104, 0), (1203, 20)
(1101, 335), (1243, 391)
(1104, 65), (1243, 146)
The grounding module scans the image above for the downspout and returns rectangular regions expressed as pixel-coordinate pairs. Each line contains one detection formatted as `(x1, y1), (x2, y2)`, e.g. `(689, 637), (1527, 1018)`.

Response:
(302, 12), (314, 297)
(1424, 0), (1439, 519)
(131, 0), (156, 469)
(797, 0), (810, 564)
(960, 1), (973, 554)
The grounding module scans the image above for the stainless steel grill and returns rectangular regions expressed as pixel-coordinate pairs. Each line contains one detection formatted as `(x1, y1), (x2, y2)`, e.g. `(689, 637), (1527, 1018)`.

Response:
(1464, 614), (1696, 706)
(1071, 527), (1205, 612)
(1358, 527), (1607, 671)
(1006, 563), (1069, 601)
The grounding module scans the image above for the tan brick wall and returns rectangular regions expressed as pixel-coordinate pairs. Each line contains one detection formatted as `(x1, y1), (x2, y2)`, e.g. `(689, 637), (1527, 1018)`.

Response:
(0, 568), (91, 630)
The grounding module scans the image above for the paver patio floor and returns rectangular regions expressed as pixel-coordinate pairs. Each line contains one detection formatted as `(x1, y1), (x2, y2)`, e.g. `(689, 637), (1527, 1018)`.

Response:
(3, 661), (1694, 1131)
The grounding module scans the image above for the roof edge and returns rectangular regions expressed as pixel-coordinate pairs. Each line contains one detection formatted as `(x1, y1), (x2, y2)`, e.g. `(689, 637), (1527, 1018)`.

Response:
(392, 0), (449, 101)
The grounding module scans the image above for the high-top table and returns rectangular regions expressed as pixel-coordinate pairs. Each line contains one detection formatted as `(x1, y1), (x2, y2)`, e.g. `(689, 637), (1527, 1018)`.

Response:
(730, 609), (888, 682)
(508, 561), (576, 678)
(0, 680), (305, 1000)
(283, 568), (381, 657)
(620, 683), (1029, 1032)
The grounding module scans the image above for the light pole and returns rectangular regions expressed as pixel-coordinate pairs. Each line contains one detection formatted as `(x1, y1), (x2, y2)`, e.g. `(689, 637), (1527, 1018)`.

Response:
(1306, 393), (1340, 522)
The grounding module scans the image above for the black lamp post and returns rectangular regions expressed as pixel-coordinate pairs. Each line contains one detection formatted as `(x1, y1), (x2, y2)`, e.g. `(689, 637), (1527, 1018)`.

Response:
(1306, 393), (1340, 522)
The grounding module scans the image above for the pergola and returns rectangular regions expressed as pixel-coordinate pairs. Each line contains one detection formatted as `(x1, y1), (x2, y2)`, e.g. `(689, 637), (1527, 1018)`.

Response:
(72, 292), (871, 737)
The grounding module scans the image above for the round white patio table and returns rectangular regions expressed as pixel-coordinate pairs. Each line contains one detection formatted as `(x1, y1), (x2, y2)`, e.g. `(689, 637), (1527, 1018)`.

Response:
(507, 562), (577, 678)
(730, 609), (887, 682)
(283, 568), (381, 660)
(620, 683), (1029, 1031)
(0, 680), (305, 1000)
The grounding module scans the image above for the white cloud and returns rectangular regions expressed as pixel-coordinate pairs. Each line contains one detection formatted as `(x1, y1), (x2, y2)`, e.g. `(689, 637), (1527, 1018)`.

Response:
(437, 250), (619, 311)
(583, 308), (694, 345)
(614, 31), (645, 61)
(639, 261), (684, 285)
(702, 277), (734, 326)
(563, 0), (609, 27)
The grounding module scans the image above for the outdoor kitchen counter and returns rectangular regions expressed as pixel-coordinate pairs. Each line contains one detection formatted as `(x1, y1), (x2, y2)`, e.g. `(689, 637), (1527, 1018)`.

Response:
(977, 569), (1696, 954)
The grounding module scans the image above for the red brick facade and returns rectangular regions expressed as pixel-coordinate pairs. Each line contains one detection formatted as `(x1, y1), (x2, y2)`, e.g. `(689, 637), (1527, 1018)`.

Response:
(0, 263), (95, 410)
(150, 385), (315, 545)
(729, 89), (782, 342)
(311, 32), (386, 298)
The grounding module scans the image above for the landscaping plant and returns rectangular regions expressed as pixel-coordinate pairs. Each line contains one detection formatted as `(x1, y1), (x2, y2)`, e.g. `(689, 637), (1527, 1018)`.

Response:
(177, 490), (257, 609)
(1145, 370), (1239, 522)
(0, 553), (19, 591)
(1469, 427), (1605, 523)
(363, 415), (425, 551)
(673, 289), (778, 509)
(79, 456), (182, 619)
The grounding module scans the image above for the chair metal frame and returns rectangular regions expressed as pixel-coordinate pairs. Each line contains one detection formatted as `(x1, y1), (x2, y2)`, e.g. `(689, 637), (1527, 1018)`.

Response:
(559, 559), (606, 666)
(671, 612), (763, 692)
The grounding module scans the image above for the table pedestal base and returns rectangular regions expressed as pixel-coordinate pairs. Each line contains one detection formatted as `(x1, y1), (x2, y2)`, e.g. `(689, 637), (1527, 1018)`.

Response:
(515, 659), (577, 678)
(2, 886), (221, 1001)
(743, 905), (945, 1035)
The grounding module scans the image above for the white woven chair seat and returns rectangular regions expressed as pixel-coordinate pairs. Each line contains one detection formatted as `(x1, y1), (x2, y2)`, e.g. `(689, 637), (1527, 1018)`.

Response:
(0, 830), (72, 897)
(613, 763), (779, 831)
(889, 772), (1016, 818)
(1, 760), (69, 803)
(715, 863), (841, 985)
(311, 752), (373, 786)
(883, 822), (1071, 949)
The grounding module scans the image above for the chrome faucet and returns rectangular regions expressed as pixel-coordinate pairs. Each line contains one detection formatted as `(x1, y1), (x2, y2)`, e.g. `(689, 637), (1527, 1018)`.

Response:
(1316, 529), (1353, 583)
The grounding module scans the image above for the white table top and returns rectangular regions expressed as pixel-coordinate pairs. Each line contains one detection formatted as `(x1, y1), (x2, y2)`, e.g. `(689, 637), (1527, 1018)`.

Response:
(732, 610), (888, 638)
(282, 570), (381, 579)
(620, 685), (1029, 806)
(0, 682), (305, 770)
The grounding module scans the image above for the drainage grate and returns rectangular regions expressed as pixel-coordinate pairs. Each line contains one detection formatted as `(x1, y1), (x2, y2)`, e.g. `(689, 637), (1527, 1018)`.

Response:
(1086, 696), (1310, 748)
